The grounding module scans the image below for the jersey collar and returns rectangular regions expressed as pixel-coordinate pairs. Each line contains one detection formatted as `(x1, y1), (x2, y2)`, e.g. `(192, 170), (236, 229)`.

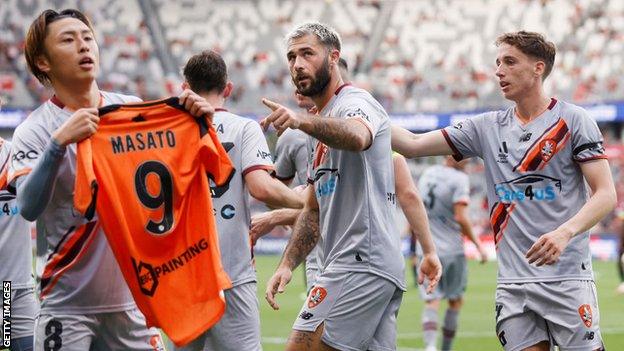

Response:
(50, 93), (104, 110)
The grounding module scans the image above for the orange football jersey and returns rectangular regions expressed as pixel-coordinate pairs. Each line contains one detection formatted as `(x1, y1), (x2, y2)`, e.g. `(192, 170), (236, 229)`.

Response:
(74, 97), (234, 346)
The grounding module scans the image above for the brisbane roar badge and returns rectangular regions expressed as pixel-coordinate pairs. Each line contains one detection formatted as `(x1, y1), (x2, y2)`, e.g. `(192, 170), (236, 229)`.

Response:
(308, 286), (327, 309)
(578, 304), (593, 328)
(539, 139), (557, 162)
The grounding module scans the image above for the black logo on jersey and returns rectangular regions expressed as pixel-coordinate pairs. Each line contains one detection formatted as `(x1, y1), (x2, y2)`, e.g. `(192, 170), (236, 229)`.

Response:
(210, 142), (236, 198)
(214, 123), (225, 134)
(256, 150), (272, 160)
(519, 132), (532, 142)
(132, 114), (146, 122)
(299, 311), (314, 320)
(497, 141), (509, 163)
(454, 122), (464, 130)
(12, 150), (38, 162)
(346, 108), (370, 122)
(583, 331), (595, 340)
(497, 330), (507, 346)
(132, 259), (159, 297)
(220, 204), (235, 219)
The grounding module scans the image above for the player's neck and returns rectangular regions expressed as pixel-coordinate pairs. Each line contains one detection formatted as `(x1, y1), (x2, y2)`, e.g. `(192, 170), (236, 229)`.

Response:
(52, 81), (100, 111)
(199, 93), (224, 110)
(312, 71), (344, 113)
(513, 89), (551, 125)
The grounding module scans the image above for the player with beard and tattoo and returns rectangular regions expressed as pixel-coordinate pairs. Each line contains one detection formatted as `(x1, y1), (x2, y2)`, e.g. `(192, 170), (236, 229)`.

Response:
(261, 22), (440, 351)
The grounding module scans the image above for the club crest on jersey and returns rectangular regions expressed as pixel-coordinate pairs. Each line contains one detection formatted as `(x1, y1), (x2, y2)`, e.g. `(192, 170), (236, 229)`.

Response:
(578, 304), (593, 328)
(539, 139), (556, 162)
(307, 286), (327, 309)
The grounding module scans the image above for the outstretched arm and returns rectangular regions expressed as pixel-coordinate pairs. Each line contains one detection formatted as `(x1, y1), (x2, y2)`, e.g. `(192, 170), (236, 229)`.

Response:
(391, 125), (453, 158)
(526, 159), (616, 266)
(393, 154), (441, 293)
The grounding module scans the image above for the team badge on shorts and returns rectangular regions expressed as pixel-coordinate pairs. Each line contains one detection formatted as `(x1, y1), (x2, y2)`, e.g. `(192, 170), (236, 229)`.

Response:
(308, 286), (328, 309)
(539, 139), (556, 162)
(578, 304), (593, 328)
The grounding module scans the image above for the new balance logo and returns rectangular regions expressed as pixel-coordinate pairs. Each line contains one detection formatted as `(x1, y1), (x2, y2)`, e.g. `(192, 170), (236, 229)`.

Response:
(519, 133), (532, 142)
(583, 331), (595, 340)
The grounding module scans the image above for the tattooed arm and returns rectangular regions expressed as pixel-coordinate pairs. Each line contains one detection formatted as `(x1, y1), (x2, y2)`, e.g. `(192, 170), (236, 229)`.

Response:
(261, 98), (371, 151)
(265, 185), (320, 310)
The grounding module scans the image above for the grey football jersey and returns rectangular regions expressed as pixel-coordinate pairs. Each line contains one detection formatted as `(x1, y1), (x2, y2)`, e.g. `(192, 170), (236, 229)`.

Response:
(309, 85), (405, 290)
(274, 128), (309, 187)
(443, 98), (605, 283)
(417, 165), (470, 257)
(211, 110), (273, 286)
(8, 92), (141, 313)
(0, 139), (34, 289)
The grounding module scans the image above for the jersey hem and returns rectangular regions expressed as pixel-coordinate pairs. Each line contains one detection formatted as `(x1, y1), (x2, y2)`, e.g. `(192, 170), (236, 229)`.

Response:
(242, 164), (273, 177)
(440, 129), (464, 161)
(497, 275), (594, 284)
(325, 266), (406, 291)
(38, 301), (137, 315)
(575, 155), (608, 163)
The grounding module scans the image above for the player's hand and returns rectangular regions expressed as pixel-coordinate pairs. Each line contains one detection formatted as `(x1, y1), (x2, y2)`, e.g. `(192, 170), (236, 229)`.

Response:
(525, 227), (573, 266)
(52, 108), (100, 146)
(250, 212), (277, 246)
(418, 253), (442, 294)
(478, 246), (488, 264)
(260, 98), (307, 136)
(265, 266), (292, 310)
(178, 89), (215, 122)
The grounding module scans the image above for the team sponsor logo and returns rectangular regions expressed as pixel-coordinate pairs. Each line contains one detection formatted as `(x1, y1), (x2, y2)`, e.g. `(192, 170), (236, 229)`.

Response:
(495, 174), (561, 203)
(220, 204), (235, 219)
(256, 150), (272, 160)
(539, 139), (557, 162)
(313, 168), (340, 197)
(583, 331), (595, 341)
(578, 304), (593, 328)
(307, 286), (327, 309)
(11, 150), (38, 162)
(132, 238), (210, 296)
(346, 108), (370, 122)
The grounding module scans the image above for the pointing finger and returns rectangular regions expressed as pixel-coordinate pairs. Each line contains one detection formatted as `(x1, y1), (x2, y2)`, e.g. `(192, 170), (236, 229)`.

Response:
(262, 98), (281, 111)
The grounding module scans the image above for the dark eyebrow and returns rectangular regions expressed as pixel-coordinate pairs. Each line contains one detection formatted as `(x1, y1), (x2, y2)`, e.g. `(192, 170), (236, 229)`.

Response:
(59, 29), (93, 36)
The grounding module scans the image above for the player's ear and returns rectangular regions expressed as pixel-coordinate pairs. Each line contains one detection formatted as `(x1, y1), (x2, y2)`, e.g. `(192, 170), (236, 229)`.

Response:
(223, 82), (233, 99)
(181, 81), (190, 91)
(35, 54), (51, 75)
(330, 49), (340, 67)
(534, 60), (545, 79)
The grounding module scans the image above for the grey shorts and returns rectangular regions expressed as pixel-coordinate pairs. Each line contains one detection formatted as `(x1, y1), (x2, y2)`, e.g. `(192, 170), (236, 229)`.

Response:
(419, 254), (467, 301)
(293, 270), (403, 351)
(175, 282), (261, 351)
(495, 280), (603, 351)
(4, 287), (38, 340)
(34, 308), (165, 351)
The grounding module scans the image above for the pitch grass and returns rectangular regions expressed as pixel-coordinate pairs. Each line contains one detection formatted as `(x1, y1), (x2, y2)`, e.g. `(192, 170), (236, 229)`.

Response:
(255, 256), (624, 351)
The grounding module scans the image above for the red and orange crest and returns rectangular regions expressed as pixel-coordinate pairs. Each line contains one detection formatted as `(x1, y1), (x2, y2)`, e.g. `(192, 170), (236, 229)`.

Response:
(539, 139), (557, 162)
(307, 286), (328, 309)
(578, 304), (593, 328)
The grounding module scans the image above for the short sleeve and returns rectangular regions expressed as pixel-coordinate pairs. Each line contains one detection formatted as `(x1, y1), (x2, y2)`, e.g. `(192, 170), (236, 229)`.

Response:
(274, 131), (307, 184)
(340, 94), (385, 141)
(241, 121), (273, 176)
(8, 122), (48, 184)
(0, 140), (10, 190)
(570, 111), (606, 162)
(441, 115), (485, 160)
(200, 127), (234, 186)
(452, 173), (470, 205)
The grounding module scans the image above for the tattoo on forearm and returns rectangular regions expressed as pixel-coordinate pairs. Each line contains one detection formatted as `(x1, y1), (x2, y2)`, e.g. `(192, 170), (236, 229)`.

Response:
(307, 118), (366, 151)
(281, 208), (320, 269)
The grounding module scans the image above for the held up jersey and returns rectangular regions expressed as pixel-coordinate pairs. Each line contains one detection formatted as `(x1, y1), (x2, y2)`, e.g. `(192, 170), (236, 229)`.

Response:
(443, 98), (606, 283)
(73, 98), (234, 346)
(417, 165), (470, 257)
(9, 91), (140, 314)
(0, 139), (34, 289)
(308, 84), (405, 290)
(211, 109), (273, 287)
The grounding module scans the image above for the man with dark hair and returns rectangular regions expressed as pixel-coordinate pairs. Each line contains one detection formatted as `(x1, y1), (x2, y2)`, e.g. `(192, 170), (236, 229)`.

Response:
(392, 30), (615, 351)
(177, 50), (303, 351)
(261, 22), (439, 351)
(11, 9), (212, 350)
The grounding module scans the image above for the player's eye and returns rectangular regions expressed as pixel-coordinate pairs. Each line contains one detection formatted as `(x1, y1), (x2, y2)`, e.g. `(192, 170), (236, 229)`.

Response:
(62, 37), (73, 43)
(84, 36), (93, 41)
